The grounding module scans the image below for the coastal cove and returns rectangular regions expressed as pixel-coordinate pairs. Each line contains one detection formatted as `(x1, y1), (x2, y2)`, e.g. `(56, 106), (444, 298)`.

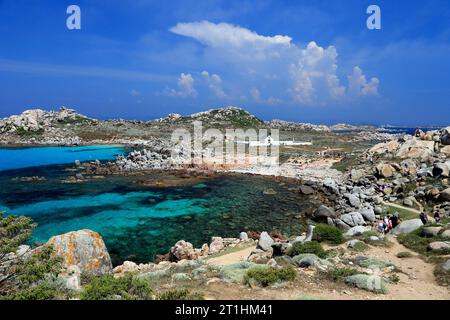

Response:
(0, 148), (320, 265)
(0, 145), (127, 171)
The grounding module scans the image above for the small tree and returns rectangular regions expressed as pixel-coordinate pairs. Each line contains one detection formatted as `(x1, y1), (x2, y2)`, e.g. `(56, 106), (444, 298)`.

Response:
(0, 212), (64, 300)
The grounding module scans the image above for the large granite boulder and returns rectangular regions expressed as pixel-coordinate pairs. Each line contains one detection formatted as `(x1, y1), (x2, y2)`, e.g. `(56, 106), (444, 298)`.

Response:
(400, 159), (417, 176)
(341, 212), (365, 227)
(440, 188), (450, 201)
(440, 126), (450, 145)
(46, 229), (112, 276)
(369, 140), (400, 155)
(392, 219), (423, 235)
(427, 241), (450, 252)
(344, 193), (361, 208)
(376, 163), (395, 178)
(170, 240), (199, 261)
(345, 226), (371, 237)
(360, 206), (376, 222)
(312, 205), (337, 220)
(209, 237), (225, 254)
(433, 162), (450, 178)
(257, 232), (274, 252)
(396, 138), (434, 160)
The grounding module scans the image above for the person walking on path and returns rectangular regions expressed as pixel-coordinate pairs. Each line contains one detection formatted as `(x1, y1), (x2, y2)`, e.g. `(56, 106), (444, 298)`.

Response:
(419, 211), (428, 225)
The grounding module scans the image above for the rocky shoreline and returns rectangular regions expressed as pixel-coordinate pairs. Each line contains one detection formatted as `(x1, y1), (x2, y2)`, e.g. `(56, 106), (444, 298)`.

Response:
(1, 107), (449, 299)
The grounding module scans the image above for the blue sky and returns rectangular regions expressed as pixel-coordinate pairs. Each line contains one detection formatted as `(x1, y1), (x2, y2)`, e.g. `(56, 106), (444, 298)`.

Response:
(0, 0), (449, 125)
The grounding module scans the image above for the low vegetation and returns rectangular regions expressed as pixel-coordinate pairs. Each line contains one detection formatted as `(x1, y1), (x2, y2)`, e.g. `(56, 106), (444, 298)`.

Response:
(396, 251), (413, 258)
(244, 266), (296, 287)
(287, 241), (328, 259)
(398, 227), (450, 256)
(433, 260), (450, 287)
(80, 274), (153, 300)
(156, 289), (204, 300)
(359, 231), (392, 247)
(0, 212), (66, 300)
(385, 205), (418, 221)
(313, 224), (344, 245)
(15, 128), (44, 137)
(327, 267), (359, 282)
(351, 241), (369, 252)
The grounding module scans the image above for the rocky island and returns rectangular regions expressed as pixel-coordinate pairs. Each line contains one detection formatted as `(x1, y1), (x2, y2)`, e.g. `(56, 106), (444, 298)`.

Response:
(0, 106), (449, 300)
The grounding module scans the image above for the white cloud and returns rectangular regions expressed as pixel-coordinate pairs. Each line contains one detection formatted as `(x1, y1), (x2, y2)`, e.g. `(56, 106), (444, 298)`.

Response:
(170, 21), (379, 106)
(170, 21), (292, 49)
(250, 87), (261, 101)
(168, 73), (197, 98)
(130, 89), (140, 96)
(290, 42), (345, 104)
(201, 70), (226, 98)
(348, 66), (379, 97)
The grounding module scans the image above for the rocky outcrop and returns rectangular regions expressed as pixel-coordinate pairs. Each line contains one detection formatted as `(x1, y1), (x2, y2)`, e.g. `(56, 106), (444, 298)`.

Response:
(0, 107), (88, 134)
(257, 232), (275, 252)
(312, 205), (337, 220)
(376, 163), (395, 178)
(169, 240), (199, 261)
(440, 127), (450, 145)
(392, 219), (423, 235)
(46, 229), (112, 276)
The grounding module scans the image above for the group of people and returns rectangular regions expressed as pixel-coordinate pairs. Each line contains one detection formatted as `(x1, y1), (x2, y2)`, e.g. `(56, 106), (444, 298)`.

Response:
(420, 211), (441, 225)
(375, 210), (443, 236)
(377, 213), (401, 235)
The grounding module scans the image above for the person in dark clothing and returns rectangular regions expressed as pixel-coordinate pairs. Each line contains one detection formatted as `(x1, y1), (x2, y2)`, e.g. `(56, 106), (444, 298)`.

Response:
(390, 214), (399, 228)
(434, 211), (441, 223)
(419, 212), (428, 225)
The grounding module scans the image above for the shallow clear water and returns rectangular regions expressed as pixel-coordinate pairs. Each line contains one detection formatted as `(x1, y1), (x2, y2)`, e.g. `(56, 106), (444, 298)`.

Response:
(0, 145), (126, 171)
(0, 148), (318, 265)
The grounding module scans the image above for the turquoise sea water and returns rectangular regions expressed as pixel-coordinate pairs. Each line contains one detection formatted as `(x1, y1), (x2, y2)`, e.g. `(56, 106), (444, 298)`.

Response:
(0, 145), (126, 171)
(0, 147), (317, 265)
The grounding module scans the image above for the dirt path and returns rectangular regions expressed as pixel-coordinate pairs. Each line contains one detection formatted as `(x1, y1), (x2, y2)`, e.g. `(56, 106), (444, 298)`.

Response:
(203, 236), (449, 300)
(383, 201), (422, 213)
(207, 246), (255, 266)
(354, 236), (449, 300)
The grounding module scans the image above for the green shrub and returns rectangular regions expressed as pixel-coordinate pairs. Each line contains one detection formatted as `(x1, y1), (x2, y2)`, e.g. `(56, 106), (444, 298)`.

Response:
(220, 262), (268, 284)
(287, 241), (327, 258)
(351, 242), (369, 252)
(397, 233), (430, 255)
(313, 224), (344, 244)
(1, 281), (67, 300)
(396, 251), (413, 258)
(80, 274), (153, 300)
(388, 274), (400, 284)
(0, 213), (67, 300)
(244, 267), (296, 287)
(327, 267), (359, 282)
(157, 289), (204, 300)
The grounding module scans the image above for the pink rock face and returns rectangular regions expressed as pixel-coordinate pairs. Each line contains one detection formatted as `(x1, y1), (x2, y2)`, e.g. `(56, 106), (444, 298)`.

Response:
(169, 240), (199, 261)
(46, 229), (112, 276)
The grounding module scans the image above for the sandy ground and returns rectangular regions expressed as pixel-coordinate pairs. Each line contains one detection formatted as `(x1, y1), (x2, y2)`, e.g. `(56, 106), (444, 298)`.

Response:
(207, 246), (255, 266)
(203, 236), (450, 300)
